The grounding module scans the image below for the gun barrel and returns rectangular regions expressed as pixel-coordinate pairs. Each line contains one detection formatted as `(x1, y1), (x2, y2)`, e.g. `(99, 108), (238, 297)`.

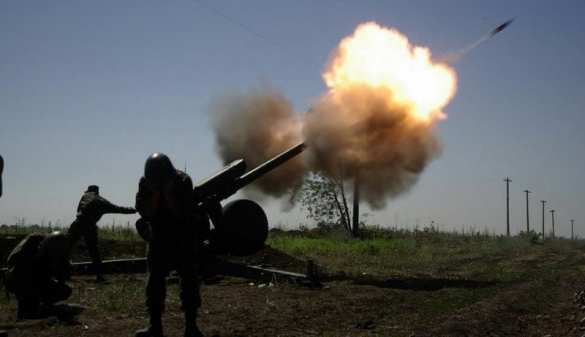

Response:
(194, 159), (246, 201)
(233, 142), (306, 191)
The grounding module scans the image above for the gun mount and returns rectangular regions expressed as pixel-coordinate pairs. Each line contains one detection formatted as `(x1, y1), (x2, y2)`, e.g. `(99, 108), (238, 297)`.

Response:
(0, 257), (321, 293)
(193, 142), (306, 257)
(0, 144), (318, 294)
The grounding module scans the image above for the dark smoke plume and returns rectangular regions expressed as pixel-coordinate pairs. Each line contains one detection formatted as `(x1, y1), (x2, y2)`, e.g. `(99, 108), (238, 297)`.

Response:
(210, 89), (306, 197)
(211, 85), (442, 209)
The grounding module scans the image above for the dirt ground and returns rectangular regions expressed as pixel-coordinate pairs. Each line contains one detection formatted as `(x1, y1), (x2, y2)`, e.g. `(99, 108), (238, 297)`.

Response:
(1, 242), (585, 337)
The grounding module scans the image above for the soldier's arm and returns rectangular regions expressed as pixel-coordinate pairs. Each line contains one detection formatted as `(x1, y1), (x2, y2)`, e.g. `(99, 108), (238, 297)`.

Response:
(136, 177), (160, 220)
(98, 195), (136, 215)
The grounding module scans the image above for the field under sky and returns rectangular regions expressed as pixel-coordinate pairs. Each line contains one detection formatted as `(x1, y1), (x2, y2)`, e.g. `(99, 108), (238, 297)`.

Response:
(1, 0), (584, 236)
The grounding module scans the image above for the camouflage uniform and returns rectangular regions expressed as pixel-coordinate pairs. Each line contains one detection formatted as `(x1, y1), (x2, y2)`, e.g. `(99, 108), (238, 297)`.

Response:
(136, 170), (207, 337)
(67, 188), (135, 279)
(5, 233), (72, 320)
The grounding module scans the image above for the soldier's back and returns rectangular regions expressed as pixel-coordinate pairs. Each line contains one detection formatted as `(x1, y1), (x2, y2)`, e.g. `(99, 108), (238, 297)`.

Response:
(76, 192), (110, 223)
(5, 233), (46, 294)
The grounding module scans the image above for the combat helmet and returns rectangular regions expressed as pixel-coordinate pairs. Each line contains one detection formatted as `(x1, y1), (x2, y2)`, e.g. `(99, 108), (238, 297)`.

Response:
(38, 231), (70, 260)
(144, 153), (175, 188)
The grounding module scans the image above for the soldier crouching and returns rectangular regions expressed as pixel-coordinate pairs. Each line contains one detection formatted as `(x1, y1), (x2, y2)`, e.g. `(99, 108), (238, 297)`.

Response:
(5, 232), (72, 320)
(135, 153), (208, 337)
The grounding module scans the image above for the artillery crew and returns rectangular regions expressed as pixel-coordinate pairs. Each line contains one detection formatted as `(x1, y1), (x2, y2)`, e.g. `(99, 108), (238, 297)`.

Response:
(135, 153), (209, 337)
(67, 185), (136, 282)
(0, 145), (292, 335)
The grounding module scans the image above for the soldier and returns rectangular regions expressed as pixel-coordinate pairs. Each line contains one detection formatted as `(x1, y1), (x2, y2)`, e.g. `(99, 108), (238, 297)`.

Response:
(67, 185), (136, 282)
(5, 232), (73, 320)
(135, 153), (208, 337)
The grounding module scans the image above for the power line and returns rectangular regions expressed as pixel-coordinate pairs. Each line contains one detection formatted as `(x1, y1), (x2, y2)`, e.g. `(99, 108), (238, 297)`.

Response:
(190, 0), (327, 88)
(192, 0), (273, 43)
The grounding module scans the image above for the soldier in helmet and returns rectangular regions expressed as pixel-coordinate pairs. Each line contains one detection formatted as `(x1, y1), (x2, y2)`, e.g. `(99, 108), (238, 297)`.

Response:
(135, 153), (208, 337)
(5, 232), (73, 320)
(67, 185), (136, 282)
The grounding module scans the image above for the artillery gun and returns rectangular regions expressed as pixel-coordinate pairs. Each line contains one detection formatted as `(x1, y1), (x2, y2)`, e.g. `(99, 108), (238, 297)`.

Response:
(194, 142), (306, 257)
(1, 143), (319, 288)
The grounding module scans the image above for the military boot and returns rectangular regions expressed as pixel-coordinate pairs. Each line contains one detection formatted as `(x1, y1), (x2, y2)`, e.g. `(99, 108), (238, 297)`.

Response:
(135, 314), (164, 337)
(184, 310), (203, 337)
(16, 298), (42, 320)
(135, 326), (164, 337)
(184, 324), (203, 337)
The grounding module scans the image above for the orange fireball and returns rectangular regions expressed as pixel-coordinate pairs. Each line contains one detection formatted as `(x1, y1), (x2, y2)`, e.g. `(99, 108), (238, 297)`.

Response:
(323, 22), (457, 122)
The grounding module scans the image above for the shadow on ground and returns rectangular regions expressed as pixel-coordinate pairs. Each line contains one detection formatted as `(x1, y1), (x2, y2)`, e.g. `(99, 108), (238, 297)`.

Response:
(327, 274), (497, 290)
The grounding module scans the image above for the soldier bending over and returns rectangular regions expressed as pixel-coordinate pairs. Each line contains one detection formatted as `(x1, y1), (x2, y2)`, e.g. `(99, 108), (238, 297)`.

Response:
(5, 232), (72, 320)
(135, 153), (208, 337)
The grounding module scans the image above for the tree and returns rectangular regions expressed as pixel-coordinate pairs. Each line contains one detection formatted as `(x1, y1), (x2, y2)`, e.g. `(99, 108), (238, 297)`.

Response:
(297, 173), (360, 237)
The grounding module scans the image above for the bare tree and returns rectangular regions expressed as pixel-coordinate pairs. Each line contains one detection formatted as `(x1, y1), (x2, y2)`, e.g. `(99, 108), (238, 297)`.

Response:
(298, 173), (360, 237)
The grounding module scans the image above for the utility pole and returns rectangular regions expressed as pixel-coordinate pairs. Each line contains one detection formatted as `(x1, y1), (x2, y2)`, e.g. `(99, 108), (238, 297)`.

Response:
(524, 190), (531, 232)
(504, 177), (512, 236)
(541, 200), (546, 240)
(550, 209), (555, 239)
(352, 174), (360, 238)
(0, 154), (3, 198)
(571, 219), (575, 240)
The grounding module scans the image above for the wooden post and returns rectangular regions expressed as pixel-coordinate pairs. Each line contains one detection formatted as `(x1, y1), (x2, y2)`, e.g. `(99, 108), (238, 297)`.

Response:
(541, 200), (546, 240)
(504, 177), (512, 236)
(550, 210), (555, 238)
(352, 175), (360, 237)
(524, 190), (531, 232)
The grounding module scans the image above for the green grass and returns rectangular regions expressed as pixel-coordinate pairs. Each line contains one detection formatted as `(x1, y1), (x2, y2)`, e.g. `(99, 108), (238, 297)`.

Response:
(0, 223), (141, 241)
(1, 224), (584, 336)
(2, 222), (584, 283)
(0, 224), (145, 266)
(267, 227), (585, 282)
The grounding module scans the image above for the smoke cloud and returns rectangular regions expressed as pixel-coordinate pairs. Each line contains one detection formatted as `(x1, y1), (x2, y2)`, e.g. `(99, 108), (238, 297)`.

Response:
(304, 85), (442, 209)
(210, 22), (456, 208)
(210, 89), (305, 197)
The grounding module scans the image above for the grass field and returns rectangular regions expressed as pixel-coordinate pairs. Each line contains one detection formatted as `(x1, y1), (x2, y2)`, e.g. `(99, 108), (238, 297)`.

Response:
(0, 225), (584, 336)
